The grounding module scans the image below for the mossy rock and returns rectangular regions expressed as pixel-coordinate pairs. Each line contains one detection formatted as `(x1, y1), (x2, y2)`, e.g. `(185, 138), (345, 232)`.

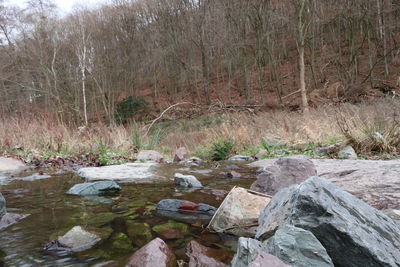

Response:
(89, 227), (113, 241)
(86, 212), (119, 227)
(152, 220), (189, 239)
(126, 221), (153, 247)
(110, 233), (133, 254)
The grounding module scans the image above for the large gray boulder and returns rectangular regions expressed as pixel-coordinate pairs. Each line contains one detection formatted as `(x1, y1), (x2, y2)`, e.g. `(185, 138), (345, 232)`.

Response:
(256, 176), (400, 267)
(0, 194), (5, 220)
(231, 224), (333, 267)
(248, 158), (400, 209)
(0, 157), (28, 175)
(174, 173), (203, 188)
(66, 181), (121, 196)
(263, 225), (333, 266)
(250, 156), (317, 195)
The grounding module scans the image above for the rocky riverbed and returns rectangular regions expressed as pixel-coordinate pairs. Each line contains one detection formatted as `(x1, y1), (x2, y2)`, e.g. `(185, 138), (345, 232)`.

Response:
(0, 156), (399, 266)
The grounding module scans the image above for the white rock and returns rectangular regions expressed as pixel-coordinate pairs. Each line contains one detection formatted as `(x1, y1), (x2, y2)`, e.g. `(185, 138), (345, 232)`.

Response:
(58, 226), (101, 252)
(174, 173), (203, 188)
(77, 162), (166, 183)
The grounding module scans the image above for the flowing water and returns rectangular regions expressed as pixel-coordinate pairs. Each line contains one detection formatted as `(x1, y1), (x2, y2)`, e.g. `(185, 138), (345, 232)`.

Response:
(0, 163), (257, 266)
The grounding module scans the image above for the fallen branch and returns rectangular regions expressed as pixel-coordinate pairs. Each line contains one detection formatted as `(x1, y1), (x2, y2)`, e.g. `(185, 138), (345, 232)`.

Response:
(143, 102), (195, 136)
(281, 89), (301, 100)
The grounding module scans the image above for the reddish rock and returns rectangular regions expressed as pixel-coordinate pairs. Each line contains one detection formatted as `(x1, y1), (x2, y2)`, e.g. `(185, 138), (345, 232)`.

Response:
(173, 147), (188, 162)
(187, 240), (232, 267)
(179, 201), (200, 211)
(137, 150), (164, 163)
(227, 171), (241, 179)
(249, 252), (290, 267)
(126, 238), (176, 267)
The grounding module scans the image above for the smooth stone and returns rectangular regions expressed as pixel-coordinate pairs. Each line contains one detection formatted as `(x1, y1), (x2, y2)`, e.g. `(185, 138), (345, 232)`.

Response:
(137, 150), (164, 163)
(0, 157), (28, 174)
(77, 162), (165, 183)
(228, 155), (254, 162)
(0, 173), (52, 185)
(0, 213), (30, 231)
(156, 199), (216, 224)
(256, 176), (400, 267)
(227, 171), (241, 179)
(174, 173), (203, 188)
(57, 226), (101, 252)
(67, 181), (121, 196)
(337, 146), (357, 159)
(250, 156), (317, 195)
(125, 238), (176, 267)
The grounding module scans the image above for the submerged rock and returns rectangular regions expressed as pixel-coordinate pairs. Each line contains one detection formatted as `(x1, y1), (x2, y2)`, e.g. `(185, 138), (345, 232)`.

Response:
(250, 156), (317, 195)
(137, 150), (164, 163)
(173, 147), (188, 163)
(256, 176), (400, 267)
(208, 187), (270, 237)
(125, 238), (176, 267)
(0, 213), (30, 231)
(337, 145), (357, 159)
(152, 220), (189, 240)
(54, 226), (101, 252)
(0, 193), (5, 220)
(186, 240), (230, 267)
(174, 173), (203, 188)
(66, 181), (121, 196)
(126, 221), (153, 247)
(77, 162), (165, 183)
(156, 199), (216, 224)
(110, 233), (133, 254)
(227, 171), (241, 179)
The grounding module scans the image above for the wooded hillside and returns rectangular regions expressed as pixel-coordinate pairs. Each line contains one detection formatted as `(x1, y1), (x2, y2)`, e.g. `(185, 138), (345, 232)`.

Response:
(0, 0), (399, 123)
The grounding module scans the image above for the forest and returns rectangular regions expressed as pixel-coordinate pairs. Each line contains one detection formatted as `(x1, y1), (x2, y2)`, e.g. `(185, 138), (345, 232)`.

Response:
(0, 0), (399, 125)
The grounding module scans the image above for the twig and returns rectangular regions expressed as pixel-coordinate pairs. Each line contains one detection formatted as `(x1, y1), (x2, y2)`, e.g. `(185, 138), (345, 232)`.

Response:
(281, 89), (301, 100)
(143, 102), (195, 136)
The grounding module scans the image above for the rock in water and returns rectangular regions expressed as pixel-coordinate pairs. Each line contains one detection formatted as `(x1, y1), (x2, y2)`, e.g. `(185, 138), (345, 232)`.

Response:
(228, 155), (254, 162)
(174, 173), (203, 188)
(208, 187), (270, 237)
(186, 240), (230, 267)
(126, 238), (176, 267)
(156, 199), (216, 224)
(0, 194), (5, 220)
(173, 147), (188, 162)
(77, 162), (165, 183)
(256, 176), (400, 267)
(250, 156), (317, 195)
(137, 150), (164, 163)
(0, 213), (30, 231)
(337, 146), (357, 159)
(0, 157), (28, 174)
(66, 181), (121, 196)
(57, 226), (101, 252)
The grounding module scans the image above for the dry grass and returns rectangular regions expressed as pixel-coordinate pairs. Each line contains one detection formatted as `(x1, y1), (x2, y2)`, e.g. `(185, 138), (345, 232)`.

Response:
(0, 98), (399, 161)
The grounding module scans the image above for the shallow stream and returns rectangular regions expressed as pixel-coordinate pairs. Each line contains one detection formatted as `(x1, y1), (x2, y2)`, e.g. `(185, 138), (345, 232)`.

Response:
(0, 163), (256, 266)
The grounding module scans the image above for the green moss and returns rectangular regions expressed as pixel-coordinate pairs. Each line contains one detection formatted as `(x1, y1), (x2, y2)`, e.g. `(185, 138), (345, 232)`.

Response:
(152, 220), (189, 235)
(110, 233), (133, 254)
(91, 249), (112, 260)
(126, 221), (153, 247)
